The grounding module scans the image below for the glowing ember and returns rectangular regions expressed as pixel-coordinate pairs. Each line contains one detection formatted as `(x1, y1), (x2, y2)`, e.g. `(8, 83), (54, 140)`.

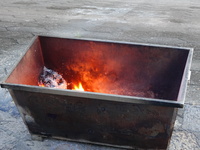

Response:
(72, 83), (84, 91)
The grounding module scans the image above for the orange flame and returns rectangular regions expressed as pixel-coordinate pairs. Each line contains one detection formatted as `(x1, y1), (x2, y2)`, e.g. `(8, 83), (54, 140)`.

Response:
(72, 82), (84, 91)
(39, 84), (45, 87)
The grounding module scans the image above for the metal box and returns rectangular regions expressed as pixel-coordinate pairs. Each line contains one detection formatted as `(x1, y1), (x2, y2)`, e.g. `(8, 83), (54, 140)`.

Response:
(1, 36), (193, 149)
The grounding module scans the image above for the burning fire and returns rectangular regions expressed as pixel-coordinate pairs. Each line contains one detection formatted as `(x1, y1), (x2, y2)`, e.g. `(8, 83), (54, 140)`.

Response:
(39, 67), (85, 91)
(72, 82), (84, 91)
(39, 67), (155, 98)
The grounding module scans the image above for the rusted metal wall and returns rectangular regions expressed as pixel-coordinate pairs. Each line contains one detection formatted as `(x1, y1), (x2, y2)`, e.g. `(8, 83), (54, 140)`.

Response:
(10, 89), (177, 149)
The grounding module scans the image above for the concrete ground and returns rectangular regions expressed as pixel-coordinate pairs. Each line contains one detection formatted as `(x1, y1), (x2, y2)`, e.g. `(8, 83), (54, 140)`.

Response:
(0, 0), (200, 149)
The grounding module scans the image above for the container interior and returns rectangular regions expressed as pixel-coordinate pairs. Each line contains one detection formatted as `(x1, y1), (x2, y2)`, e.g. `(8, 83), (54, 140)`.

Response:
(5, 36), (189, 101)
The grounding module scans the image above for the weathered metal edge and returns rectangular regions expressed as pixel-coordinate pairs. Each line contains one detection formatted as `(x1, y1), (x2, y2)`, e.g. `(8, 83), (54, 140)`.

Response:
(177, 47), (193, 106)
(39, 34), (193, 51)
(1, 83), (183, 108)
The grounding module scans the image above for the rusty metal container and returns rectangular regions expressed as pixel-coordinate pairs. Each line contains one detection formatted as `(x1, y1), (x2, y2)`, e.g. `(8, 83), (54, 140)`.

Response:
(1, 36), (193, 149)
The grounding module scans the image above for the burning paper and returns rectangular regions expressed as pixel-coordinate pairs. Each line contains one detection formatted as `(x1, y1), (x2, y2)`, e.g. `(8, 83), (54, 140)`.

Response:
(38, 67), (67, 89)
(38, 67), (85, 91)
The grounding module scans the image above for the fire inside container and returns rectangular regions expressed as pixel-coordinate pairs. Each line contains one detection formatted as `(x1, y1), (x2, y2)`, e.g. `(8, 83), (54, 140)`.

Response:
(38, 66), (155, 98)
(0, 36), (193, 150)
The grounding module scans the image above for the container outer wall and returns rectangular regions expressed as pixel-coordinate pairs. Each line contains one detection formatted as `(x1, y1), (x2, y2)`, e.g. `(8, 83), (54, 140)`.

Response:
(9, 89), (177, 150)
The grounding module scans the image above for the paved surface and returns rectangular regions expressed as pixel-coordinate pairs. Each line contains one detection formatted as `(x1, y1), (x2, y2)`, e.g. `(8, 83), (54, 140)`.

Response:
(0, 0), (200, 149)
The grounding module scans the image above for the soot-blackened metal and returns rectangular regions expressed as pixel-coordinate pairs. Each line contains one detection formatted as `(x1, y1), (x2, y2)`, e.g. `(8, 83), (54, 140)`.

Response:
(0, 36), (193, 150)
